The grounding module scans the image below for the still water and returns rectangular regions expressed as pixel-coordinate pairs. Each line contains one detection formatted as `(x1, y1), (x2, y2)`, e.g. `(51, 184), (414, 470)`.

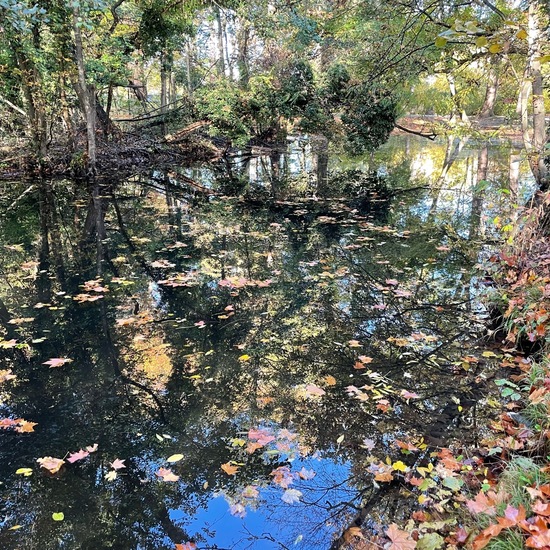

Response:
(0, 135), (533, 549)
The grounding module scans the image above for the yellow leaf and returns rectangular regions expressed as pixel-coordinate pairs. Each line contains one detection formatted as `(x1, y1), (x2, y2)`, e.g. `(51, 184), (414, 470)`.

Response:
(15, 467), (33, 476)
(435, 36), (447, 48)
(392, 460), (408, 472)
(488, 43), (502, 54)
(324, 375), (337, 386)
(52, 512), (64, 521)
(166, 454), (184, 463)
(418, 494), (428, 504)
(8, 525), (21, 530)
(238, 354), (250, 361)
(482, 350), (497, 358)
(516, 28), (527, 40)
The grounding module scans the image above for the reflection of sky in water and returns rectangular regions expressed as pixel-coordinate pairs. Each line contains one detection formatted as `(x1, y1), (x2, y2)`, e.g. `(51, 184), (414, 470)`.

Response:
(178, 459), (354, 549)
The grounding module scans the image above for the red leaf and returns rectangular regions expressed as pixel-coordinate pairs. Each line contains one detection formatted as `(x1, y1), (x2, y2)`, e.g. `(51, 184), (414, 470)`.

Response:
(466, 491), (497, 516)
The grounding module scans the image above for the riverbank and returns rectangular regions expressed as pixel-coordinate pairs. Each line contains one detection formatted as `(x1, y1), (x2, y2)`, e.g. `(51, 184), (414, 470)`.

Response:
(352, 193), (550, 549)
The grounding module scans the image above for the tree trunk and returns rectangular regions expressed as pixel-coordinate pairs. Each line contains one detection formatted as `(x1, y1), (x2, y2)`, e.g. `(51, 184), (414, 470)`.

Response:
(447, 73), (469, 124)
(215, 6), (226, 76)
(236, 20), (250, 87)
(73, 8), (96, 175)
(518, 1), (549, 190)
(469, 145), (488, 239)
(479, 59), (499, 118)
(13, 45), (47, 161)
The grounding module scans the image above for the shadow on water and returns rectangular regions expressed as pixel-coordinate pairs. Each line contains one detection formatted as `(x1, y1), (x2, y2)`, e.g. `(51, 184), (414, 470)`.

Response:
(0, 135), (535, 549)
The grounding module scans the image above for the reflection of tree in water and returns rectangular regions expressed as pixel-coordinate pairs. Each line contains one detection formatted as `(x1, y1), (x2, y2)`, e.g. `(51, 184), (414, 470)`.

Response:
(0, 143), (520, 548)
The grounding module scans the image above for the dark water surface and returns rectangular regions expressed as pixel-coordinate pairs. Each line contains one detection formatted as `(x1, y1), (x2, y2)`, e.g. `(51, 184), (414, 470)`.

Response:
(0, 136), (533, 549)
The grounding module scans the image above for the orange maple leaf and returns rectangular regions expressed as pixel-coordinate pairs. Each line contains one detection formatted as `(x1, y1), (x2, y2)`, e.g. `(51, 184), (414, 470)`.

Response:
(221, 462), (239, 475)
(386, 523), (417, 550)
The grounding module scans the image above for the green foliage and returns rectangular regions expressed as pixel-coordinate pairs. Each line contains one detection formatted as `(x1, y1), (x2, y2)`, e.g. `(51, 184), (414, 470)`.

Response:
(341, 85), (397, 154)
(195, 81), (251, 145)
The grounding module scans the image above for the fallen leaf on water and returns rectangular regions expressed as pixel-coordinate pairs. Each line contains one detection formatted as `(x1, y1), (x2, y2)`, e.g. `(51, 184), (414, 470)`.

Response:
(52, 512), (64, 521)
(37, 457), (64, 474)
(343, 526), (364, 543)
(386, 523), (417, 549)
(105, 470), (117, 481)
(67, 449), (89, 463)
(156, 468), (179, 482)
(15, 467), (33, 476)
(242, 485), (259, 499)
(304, 384), (326, 398)
(401, 389), (420, 399)
(221, 462), (239, 475)
(298, 467), (316, 480)
(110, 458), (126, 470)
(348, 339), (362, 347)
(42, 358), (72, 368)
(281, 488), (302, 504)
(166, 454), (184, 463)
(392, 461), (408, 472)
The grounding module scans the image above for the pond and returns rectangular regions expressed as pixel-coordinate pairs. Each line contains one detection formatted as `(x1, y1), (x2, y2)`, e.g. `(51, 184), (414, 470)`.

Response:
(0, 135), (534, 549)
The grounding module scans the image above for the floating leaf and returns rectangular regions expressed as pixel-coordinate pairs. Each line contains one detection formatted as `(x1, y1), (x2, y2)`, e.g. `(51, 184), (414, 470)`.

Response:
(166, 454), (184, 463)
(105, 470), (117, 481)
(52, 512), (64, 521)
(392, 461), (408, 472)
(442, 476), (463, 491)
(156, 468), (179, 482)
(304, 384), (326, 398)
(386, 523), (417, 549)
(42, 358), (72, 368)
(281, 488), (302, 504)
(242, 485), (259, 499)
(36, 457), (64, 474)
(110, 458), (126, 470)
(221, 462), (239, 475)
(238, 354), (251, 361)
(67, 449), (89, 463)
(15, 467), (33, 476)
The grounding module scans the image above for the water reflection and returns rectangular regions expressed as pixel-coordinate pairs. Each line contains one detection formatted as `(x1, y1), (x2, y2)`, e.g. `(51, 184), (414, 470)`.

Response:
(0, 136), (533, 549)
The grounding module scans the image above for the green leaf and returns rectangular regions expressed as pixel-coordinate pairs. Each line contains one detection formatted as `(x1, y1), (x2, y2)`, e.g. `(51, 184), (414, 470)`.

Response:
(417, 532), (445, 550)
(442, 476), (464, 491)
(475, 36), (488, 47)
(52, 512), (64, 521)
(435, 36), (447, 48)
